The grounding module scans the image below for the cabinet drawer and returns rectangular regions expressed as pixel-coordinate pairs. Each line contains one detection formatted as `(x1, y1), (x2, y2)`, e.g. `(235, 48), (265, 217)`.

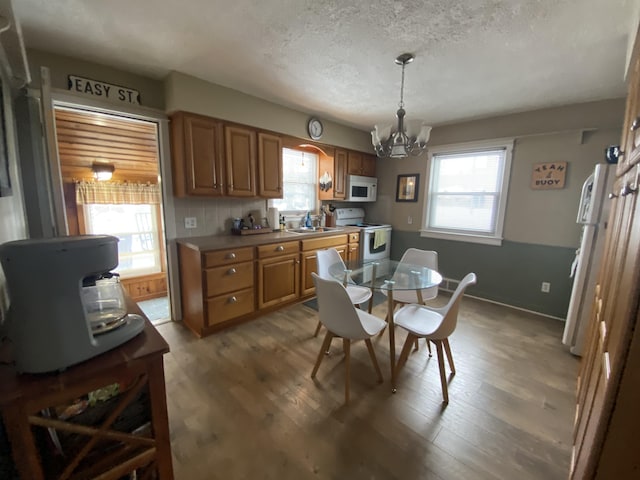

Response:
(257, 241), (300, 258)
(206, 288), (255, 326)
(204, 247), (254, 267)
(348, 232), (360, 243)
(301, 234), (348, 251)
(205, 261), (254, 297)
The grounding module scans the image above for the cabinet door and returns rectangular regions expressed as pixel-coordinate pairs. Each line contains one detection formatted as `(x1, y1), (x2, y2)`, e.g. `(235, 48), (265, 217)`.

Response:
(301, 251), (318, 296)
(348, 243), (360, 262)
(618, 54), (640, 176)
(258, 254), (300, 308)
(347, 151), (363, 175)
(175, 113), (224, 196)
(334, 149), (347, 199)
(362, 154), (377, 177)
(258, 132), (283, 198)
(225, 126), (257, 197)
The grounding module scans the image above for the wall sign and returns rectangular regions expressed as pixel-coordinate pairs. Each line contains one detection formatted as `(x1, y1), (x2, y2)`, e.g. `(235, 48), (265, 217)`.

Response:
(68, 75), (140, 105)
(531, 162), (567, 189)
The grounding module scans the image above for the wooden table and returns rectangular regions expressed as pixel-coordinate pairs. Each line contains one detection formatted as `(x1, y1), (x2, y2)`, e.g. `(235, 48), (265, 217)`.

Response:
(0, 301), (173, 479)
(329, 259), (442, 391)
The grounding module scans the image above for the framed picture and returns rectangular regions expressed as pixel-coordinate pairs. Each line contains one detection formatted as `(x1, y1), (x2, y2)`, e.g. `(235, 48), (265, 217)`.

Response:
(396, 174), (419, 202)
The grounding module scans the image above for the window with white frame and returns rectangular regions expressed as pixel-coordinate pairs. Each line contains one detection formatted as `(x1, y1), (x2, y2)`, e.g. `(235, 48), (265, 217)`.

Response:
(83, 203), (163, 278)
(422, 139), (513, 245)
(270, 148), (318, 213)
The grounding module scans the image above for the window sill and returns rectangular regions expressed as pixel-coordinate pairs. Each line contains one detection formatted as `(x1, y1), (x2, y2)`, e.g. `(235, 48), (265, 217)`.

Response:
(419, 229), (503, 246)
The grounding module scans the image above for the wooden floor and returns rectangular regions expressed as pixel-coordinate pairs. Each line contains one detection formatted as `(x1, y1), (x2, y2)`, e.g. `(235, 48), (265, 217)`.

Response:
(157, 295), (579, 480)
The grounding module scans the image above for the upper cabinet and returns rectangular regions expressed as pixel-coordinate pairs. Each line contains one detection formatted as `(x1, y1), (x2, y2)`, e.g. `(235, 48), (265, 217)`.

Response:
(258, 133), (283, 198)
(170, 111), (283, 198)
(171, 112), (225, 197)
(347, 151), (376, 177)
(618, 49), (640, 176)
(225, 125), (257, 197)
(334, 149), (347, 198)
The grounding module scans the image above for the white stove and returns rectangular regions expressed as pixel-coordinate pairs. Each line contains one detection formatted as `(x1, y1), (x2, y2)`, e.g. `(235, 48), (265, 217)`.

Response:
(334, 208), (392, 261)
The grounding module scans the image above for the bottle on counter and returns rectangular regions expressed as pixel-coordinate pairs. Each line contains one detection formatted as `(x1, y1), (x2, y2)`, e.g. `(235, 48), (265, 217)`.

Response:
(305, 212), (312, 228)
(280, 215), (286, 231)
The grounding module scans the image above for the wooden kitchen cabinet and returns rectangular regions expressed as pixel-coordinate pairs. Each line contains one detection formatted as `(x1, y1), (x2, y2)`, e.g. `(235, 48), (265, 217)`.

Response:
(347, 232), (360, 262)
(334, 148), (348, 199)
(170, 111), (224, 197)
(347, 151), (376, 177)
(299, 235), (348, 296)
(618, 33), (640, 177)
(225, 125), (257, 197)
(257, 241), (300, 309)
(178, 244), (255, 337)
(570, 33), (640, 478)
(258, 132), (283, 198)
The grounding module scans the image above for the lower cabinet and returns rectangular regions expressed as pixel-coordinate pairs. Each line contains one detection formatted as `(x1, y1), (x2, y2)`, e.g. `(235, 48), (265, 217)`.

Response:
(257, 241), (300, 308)
(347, 232), (360, 262)
(300, 235), (348, 296)
(177, 232), (353, 336)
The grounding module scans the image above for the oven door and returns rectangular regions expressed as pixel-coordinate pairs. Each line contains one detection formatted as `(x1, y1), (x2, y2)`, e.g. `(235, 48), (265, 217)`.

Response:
(362, 227), (392, 261)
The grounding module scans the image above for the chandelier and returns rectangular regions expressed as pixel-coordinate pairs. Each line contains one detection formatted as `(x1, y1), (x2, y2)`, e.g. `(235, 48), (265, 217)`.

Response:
(371, 53), (432, 158)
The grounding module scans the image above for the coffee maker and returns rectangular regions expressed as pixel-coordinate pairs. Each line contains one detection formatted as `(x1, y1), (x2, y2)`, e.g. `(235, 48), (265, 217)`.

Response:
(0, 235), (145, 373)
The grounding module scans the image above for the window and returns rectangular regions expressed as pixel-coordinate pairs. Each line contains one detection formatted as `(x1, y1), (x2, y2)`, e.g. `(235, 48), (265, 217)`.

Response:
(83, 203), (163, 278)
(270, 148), (318, 213)
(422, 139), (513, 245)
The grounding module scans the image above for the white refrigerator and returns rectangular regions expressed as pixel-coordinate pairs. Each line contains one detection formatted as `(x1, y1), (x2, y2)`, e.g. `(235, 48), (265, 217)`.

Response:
(562, 163), (615, 356)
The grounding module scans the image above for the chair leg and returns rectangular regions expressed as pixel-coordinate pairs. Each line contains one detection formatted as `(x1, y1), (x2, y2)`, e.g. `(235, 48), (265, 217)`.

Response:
(434, 340), (449, 404)
(311, 331), (334, 378)
(367, 296), (373, 314)
(396, 333), (417, 381)
(413, 338), (419, 351)
(365, 339), (383, 383)
(426, 340), (432, 357)
(443, 338), (456, 374)
(313, 320), (322, 338)
(343, 338), (351, 405)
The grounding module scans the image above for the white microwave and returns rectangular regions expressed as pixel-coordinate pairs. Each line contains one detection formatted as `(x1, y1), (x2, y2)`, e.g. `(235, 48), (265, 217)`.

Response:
(346, 175), (377, 202)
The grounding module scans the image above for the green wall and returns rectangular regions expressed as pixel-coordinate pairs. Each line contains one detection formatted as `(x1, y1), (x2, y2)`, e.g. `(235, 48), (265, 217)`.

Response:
(392, 230), (575, 319)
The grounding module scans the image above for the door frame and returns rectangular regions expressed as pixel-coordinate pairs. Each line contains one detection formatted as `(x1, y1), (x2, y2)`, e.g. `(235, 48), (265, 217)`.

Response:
(29, 86), (181, 321)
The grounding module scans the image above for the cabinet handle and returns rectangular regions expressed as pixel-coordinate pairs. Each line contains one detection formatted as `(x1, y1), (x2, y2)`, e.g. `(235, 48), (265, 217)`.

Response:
(621, 183), (637, 196)
(276, 245), (285, 252)
(631, 117), (640, 131)
(608, 192), (618, 199)
(229, 296), (238, 304)
(228, 267), (237, 275)
(295, 260), (300, 264)
(226, 252), (236, 259)
(602, 352), (611, 381)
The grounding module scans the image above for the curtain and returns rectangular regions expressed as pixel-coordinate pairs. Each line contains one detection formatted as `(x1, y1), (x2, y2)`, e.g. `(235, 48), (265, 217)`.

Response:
(75, 181), (161, 205)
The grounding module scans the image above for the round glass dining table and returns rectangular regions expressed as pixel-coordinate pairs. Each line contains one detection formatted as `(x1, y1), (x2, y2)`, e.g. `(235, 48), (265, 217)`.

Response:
(328, 259), (442, 390)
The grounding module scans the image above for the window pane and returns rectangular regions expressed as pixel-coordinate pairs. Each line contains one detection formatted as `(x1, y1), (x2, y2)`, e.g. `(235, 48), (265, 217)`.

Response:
(427, 148), (506, 236)
(272, 148), (318, 212)
(84, 204), (161, 277)
(430, 194), (498, 232)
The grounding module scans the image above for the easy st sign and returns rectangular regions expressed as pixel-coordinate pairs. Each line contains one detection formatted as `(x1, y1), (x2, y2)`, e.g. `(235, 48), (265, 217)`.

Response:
(67, 75), (140, 105)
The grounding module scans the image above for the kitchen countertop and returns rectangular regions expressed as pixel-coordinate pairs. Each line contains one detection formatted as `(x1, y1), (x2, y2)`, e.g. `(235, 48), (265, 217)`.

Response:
(176, 227), (360, 251)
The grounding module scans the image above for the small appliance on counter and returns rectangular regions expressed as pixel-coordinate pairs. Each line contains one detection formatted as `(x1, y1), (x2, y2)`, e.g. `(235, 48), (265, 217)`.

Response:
(0, 235), (145, 373)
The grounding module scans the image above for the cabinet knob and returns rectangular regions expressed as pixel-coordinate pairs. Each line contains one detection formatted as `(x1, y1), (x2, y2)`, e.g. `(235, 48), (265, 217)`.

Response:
(621, 183), (637, 196)
(276, 245), (285, 252)
(229, 296), (238, 304)
(631, 117), (640, 131)
(226, 252), (236, 259)
(228, 267), (237, 275)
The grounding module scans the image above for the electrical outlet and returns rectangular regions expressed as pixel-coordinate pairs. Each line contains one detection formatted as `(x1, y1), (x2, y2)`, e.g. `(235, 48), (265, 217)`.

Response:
(541, 282), (551, 293)
(184, 217), (197, 229)
(407, 216), (413, 224)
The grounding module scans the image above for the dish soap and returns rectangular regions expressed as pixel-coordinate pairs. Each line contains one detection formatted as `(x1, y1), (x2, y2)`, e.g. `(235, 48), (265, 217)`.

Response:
(305, 212), (312, 228)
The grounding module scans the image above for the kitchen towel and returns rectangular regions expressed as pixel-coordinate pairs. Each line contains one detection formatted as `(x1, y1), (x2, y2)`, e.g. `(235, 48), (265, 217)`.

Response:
(373, 229), (387, 249)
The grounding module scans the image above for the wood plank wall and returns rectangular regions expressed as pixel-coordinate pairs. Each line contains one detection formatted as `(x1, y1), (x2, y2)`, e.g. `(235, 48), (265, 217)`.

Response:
(55, 108), (167, 303)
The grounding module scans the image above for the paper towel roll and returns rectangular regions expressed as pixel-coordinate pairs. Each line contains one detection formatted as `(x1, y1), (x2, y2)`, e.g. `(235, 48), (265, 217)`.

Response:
(268, 207), (279, 229)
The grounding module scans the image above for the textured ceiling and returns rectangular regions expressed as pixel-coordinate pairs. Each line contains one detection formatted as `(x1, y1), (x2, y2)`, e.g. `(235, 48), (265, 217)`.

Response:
(13, 0), (637, 130)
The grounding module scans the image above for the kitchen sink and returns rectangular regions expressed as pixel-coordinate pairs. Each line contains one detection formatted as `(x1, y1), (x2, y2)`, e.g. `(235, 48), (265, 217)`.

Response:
(286, 227), (344, 234)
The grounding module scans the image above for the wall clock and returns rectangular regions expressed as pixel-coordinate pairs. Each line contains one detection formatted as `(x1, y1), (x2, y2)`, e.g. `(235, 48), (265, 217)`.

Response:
(308, 117), (323, 140)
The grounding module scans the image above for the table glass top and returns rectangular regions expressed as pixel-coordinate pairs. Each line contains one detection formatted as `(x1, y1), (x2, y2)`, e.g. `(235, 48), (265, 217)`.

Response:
(328, 258), (442, 291)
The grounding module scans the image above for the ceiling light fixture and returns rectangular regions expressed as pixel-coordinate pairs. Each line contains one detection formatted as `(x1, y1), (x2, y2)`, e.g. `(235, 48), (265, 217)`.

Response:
(371, 53), (432, 158)
(92, 162), (114, 181)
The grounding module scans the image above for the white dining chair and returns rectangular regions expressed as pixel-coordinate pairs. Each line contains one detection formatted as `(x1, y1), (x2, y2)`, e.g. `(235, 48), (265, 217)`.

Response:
(393, 273), (477, 404)
(313, 248), (373, 338)
(311, 273), (386, 404)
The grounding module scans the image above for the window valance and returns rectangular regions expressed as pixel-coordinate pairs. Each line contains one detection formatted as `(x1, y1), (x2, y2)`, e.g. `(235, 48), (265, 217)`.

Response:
(75, 181), (161, 205)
